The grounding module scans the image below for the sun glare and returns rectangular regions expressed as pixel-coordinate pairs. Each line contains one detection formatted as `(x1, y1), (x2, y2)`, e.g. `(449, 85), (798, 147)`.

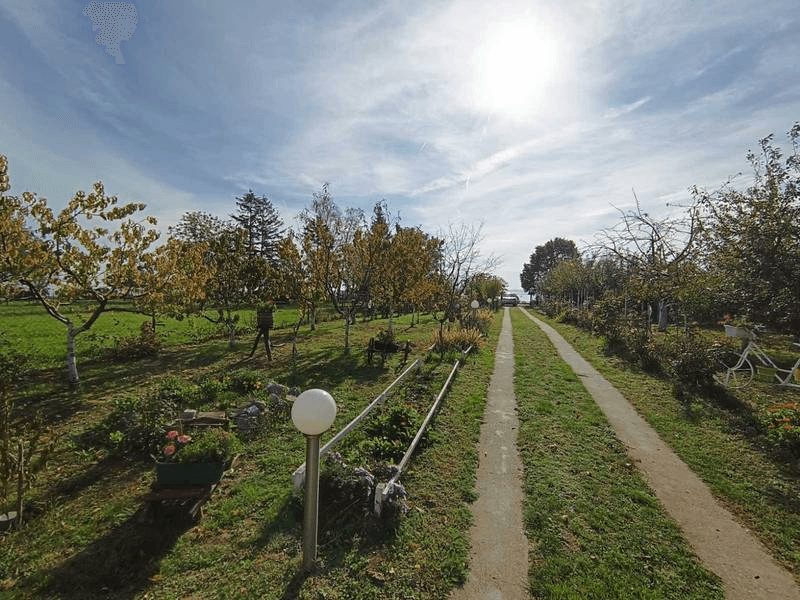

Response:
(474, 21), (562, 119)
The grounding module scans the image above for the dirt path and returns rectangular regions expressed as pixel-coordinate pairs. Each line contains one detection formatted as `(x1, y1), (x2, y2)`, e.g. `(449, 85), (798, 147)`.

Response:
(521, 308), (800, 600)
(450, 307), (530, 600)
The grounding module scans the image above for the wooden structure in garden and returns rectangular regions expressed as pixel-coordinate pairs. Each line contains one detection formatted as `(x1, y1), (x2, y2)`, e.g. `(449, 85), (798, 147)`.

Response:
(249, 307), (274, 359)
(141, 415), (235, 522)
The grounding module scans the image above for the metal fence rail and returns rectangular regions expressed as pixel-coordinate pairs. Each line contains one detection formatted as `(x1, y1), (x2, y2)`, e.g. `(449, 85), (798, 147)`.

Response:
(374, 345), (474, 514)
(292, 358), (422, 489)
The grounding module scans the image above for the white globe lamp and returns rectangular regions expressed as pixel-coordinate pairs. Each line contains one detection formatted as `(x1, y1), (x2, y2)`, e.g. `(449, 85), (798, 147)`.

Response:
(292, 388), (337, 571)
(292, 389), (337, 435)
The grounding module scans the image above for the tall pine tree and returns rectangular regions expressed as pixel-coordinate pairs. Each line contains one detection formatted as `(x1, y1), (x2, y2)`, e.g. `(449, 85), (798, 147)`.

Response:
(231, 190), (285, 263)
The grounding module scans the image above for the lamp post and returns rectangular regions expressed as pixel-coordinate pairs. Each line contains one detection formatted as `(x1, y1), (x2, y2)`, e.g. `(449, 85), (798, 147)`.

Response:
(291, 388), (337, 571)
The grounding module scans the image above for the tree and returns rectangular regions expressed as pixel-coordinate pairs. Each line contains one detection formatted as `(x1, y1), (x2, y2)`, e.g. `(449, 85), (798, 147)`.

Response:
(467, 272), (506, 305)
(1, 159), (160, 383)
(168, 210), (225, 244)
(205, 227), (271, 347)
(695, 123), (800, 333)
(133, 238), (213, 330)
(272, 233), (309, 356)
(338, 216), (387, 350)
(231, 190), (285, 263)
(433, 222), (498, 339)
(381, 224), (441, 328)
(171, 211), (272, 348)
(298, 184), (376, 352)
(298, 183), (345, 334)
(0, 156), (32, 298)
(520, 237), (580, 297)
(593, 193), (700, 332)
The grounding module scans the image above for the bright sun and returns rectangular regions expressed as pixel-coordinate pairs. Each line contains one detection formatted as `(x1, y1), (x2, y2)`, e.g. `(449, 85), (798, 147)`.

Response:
(474, 21), (561, 119)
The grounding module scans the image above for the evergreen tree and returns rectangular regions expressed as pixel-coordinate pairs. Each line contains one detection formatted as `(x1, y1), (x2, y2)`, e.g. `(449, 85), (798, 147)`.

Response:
(231, 190), (285, 263)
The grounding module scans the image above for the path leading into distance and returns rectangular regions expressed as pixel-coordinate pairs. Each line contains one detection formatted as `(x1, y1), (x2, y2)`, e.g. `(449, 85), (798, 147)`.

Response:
(450, 307), (530, 600)
(520, 307), (800, 600)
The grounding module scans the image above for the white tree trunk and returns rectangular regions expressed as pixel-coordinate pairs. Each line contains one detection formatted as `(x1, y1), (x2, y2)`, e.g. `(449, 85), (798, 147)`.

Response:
(66, 326), (79, 384)
(658, 299), (669, 332)
(227, 321), (237, 349)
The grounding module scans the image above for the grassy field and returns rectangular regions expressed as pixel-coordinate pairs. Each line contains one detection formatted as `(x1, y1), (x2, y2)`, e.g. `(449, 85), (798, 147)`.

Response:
(510, 309), (723, 598)
(0, 300), (306, 371)
(4, 302), (797, 598)
(530, 310), (800, 582)
(0, 306), (501, 599)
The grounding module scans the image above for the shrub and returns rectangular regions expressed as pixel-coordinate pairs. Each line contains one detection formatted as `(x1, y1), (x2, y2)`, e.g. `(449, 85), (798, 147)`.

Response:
(590, 293), (628, 351)
(155, 376), (199, 405)
(98, 390), (179, 456)
(316, 453), (377, 527)
(228, 369), (266, 394)
(170, 428), (242, 464)
(471, 309), (494, 335)
(107, 322), (161, 361)
(625, 326), (661, 373)
(198, 376), (226, 403)
(760, 402), (800, 458)
(658, 333), (718, 392)
(362, 403), (420, 463)
(429, 328), (483, 353)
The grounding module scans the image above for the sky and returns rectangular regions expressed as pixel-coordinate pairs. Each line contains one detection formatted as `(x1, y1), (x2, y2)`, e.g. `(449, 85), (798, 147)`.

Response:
(1, 0), (799, 293)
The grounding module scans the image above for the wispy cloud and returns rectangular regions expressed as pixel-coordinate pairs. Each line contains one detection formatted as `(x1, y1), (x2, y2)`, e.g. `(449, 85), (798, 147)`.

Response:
(1, 0), (798, 288)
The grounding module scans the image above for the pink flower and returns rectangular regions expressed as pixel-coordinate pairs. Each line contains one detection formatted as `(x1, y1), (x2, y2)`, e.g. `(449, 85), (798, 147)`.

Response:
(163, 444), (176, 456)
(178, 435), (192, 444)
(166, 430), (179, 439)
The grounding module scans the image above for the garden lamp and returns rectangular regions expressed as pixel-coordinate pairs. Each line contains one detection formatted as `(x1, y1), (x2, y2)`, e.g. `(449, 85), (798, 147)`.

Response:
(291, 388), (337, 571)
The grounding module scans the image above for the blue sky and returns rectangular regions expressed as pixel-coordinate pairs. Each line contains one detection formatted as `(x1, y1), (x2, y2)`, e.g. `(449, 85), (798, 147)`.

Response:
(1, 0), (798, 290)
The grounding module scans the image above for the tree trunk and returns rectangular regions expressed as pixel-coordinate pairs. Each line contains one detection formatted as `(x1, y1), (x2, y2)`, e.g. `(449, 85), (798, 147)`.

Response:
(658, 299), (669, 332)
(15, 439), (23, 529)
(1, 394), (10, 501)
(66, 326), (79, 384)
(227, 321), (236, 349)
(344, 314), (351, 354)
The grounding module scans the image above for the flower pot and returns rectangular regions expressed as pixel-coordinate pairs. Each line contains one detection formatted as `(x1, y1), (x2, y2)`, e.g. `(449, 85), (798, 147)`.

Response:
(0, 511), (18, 531)
(155, 461), (225, 485)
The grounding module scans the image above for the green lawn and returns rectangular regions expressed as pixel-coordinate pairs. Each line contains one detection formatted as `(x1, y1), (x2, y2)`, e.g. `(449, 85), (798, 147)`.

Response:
(511, 309), (723, 599)
(0, 308), (501, 599)
(0, 300), (306, 371)
(530, 309), (800, 581)
(5, 303), (793, 598)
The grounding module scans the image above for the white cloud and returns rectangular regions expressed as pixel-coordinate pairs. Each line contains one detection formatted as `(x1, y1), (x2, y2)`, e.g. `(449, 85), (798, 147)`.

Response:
(1, 0), (799, 288)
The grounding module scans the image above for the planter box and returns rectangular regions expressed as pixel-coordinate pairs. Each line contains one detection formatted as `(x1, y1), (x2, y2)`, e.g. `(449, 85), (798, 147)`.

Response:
(724, 324), (754, 339)
(155, 461), (225, 485)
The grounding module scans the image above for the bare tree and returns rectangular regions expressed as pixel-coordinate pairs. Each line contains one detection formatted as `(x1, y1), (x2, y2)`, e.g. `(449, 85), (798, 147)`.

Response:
(592, 191), (700, 332)
(434, 221), (499, 339)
